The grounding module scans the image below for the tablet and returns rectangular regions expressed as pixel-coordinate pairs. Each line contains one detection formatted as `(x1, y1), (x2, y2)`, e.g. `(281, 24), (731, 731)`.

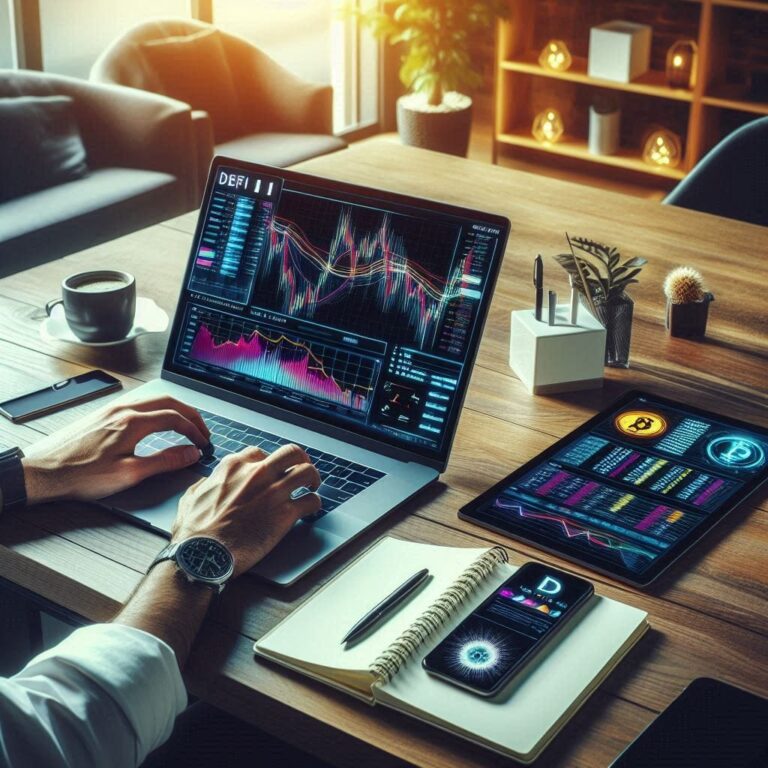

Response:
(459, 390), (768, 586)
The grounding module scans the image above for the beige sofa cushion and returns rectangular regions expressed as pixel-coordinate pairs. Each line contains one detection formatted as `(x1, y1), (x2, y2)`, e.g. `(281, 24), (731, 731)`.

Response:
(141, 28), (243, 142)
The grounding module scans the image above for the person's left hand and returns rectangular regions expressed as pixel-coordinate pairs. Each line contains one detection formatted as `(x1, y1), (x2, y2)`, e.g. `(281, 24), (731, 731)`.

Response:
(20, 396), (210, 505)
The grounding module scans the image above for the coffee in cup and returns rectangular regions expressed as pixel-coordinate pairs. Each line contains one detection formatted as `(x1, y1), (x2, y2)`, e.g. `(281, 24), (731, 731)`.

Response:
(45, 270), (136, 343)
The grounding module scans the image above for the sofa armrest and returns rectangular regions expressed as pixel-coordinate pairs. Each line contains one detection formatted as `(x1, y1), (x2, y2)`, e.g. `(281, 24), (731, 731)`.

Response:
(225, 36), (334, 135)
(56, 77), (198, 210)
(191, 110), (215, 205)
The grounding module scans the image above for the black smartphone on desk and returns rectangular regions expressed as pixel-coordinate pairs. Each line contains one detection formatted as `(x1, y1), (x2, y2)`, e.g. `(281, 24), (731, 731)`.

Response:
(422, 562), (594, 697)
(0, 371), (121, 423)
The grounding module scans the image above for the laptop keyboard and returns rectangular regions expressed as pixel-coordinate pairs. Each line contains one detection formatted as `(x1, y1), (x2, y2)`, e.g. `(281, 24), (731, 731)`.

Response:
(134, 408), (386, 518)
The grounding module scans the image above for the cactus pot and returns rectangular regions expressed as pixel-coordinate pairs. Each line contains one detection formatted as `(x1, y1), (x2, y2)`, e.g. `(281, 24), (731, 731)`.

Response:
(666, 293), (714, 338)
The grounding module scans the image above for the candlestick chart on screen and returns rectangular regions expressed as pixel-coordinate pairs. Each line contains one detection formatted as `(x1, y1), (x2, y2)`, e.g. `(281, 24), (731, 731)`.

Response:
(250, 192), (485, 357)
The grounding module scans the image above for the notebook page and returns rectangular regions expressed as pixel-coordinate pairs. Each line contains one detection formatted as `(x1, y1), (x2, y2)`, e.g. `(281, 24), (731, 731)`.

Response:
(256, 537), (489, 677)
(375, 563), (647, 760)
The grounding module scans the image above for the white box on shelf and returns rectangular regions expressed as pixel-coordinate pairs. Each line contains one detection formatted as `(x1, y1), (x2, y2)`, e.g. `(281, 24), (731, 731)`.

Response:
(588, 21), (652, 83)
(509, 305), (606, 395)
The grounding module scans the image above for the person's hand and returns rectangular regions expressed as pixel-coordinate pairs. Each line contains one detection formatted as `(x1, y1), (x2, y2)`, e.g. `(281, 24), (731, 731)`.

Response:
(21, 396), (210, 505)
(172, 444), (321, 577)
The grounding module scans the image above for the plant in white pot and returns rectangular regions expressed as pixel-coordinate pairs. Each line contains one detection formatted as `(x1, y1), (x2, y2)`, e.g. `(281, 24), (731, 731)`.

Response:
(354, 0), (508, 156)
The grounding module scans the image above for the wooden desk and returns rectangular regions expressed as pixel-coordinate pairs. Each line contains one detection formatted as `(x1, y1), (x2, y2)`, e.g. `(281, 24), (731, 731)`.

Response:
(0, 142), (766, 767)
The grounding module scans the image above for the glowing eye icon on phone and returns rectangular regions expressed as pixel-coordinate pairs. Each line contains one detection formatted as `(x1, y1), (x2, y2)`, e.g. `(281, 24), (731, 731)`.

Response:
(536, 576), (562, 595)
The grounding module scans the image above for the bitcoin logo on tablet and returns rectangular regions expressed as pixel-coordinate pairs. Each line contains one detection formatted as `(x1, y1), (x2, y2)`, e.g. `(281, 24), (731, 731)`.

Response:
(614, 410), (668, 439)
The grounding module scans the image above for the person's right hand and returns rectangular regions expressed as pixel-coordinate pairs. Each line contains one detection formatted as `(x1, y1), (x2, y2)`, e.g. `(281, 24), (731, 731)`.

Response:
(172, 444), (322, 577)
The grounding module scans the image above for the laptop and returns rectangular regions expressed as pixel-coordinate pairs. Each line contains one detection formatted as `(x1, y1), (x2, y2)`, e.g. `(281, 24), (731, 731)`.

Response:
(58, 156), (509, 585)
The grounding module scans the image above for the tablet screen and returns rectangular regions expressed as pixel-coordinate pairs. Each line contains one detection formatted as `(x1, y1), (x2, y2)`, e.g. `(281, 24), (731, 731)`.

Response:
(460, 392), (768, 586)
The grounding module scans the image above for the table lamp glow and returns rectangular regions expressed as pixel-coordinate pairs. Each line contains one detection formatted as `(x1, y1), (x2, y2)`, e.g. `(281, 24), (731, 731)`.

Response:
(642, 129), (682, 169)
(532, 109), (565, 144)
(539, 40), (572, 71)
(666, 40), (697, 88)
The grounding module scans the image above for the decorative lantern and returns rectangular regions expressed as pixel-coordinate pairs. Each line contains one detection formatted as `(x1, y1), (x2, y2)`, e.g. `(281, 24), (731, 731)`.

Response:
(532, 109), (565, 144)
(666, 40), (697, 89)
(538, 40), (572, 72)
(642, 129), (682, 169)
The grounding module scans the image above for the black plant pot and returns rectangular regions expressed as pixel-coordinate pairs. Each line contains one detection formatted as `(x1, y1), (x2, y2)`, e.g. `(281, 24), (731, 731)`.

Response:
(592, 294), (634, 368)
(396, 93), (473, 157)
(666, 293), (714, 338)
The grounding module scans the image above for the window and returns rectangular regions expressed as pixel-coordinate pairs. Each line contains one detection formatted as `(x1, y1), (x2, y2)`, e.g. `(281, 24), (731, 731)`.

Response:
(38, 0), (188, 78)
(0, 3), (14, 68)
(214, 0), (332, 86)
(213, 0), (378, 133)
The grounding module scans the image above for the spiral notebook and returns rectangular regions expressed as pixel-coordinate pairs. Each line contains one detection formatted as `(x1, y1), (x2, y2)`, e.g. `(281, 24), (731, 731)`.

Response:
(254, 537), (648, 763)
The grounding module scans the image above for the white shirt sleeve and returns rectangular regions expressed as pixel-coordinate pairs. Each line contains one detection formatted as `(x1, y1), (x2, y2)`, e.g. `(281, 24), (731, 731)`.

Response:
(0, 623), (188, 768)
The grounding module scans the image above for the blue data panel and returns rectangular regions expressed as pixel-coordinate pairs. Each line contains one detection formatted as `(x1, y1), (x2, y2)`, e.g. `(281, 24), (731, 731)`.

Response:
(188, 172), (283, 305)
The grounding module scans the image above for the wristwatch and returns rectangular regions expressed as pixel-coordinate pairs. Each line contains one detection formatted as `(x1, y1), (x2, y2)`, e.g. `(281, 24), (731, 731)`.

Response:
(0, 447), (26, 513)
(148, 536), (235, 593)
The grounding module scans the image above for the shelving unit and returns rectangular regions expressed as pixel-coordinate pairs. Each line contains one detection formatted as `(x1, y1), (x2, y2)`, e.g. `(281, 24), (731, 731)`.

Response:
(494, 0), (768, 189)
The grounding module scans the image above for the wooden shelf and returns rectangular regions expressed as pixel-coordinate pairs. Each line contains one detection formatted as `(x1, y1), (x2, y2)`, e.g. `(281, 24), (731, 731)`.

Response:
(500, 54), (695, 102)
(497, 131), (687, 180)
(711, 0), (768, 12)
(494, 0), (767, 188)
(703, 86), (768, 115)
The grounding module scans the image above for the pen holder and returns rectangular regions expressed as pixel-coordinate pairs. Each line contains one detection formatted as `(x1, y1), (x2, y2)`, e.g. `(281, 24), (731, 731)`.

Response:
(509, 305), (606, 395)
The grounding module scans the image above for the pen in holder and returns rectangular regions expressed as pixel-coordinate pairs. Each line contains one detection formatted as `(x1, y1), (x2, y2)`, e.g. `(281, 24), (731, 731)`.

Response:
(509, 301), (606, 395)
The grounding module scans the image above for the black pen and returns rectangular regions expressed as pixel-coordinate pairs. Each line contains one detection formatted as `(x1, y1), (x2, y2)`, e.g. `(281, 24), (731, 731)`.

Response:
(533, 255), (544, 321)
(342, 568), (430, 645)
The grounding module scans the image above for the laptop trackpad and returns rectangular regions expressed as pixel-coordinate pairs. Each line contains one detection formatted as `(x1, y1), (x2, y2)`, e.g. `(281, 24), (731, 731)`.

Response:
(105, 469), (199, 534)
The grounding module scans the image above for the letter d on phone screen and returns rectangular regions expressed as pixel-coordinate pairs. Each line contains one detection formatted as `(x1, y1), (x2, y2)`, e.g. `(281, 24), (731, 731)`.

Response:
(422, 562), (594, 696)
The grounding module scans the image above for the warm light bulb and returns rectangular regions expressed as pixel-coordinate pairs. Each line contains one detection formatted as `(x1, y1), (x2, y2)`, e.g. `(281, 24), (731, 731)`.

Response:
(532, 108), (565, 144)
(643, 129), (682, 169)
(538, 40), (572, 72)
(666, 40), (697, 88)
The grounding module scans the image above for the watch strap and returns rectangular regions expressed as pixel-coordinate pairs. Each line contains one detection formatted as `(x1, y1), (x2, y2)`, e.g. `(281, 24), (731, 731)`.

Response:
(148, 541), (181, 572)
(0, 447), (27, 513)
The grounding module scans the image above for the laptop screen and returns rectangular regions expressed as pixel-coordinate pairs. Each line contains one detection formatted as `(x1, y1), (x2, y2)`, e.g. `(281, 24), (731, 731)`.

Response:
(164, 158), (508, 463)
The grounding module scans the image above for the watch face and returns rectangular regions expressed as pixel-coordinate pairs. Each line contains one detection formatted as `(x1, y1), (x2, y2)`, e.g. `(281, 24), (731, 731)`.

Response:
(177, 537), (234, 583)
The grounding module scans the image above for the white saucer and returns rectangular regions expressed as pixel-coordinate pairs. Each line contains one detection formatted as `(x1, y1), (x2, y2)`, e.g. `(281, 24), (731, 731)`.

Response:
(40, 296), (169, 347)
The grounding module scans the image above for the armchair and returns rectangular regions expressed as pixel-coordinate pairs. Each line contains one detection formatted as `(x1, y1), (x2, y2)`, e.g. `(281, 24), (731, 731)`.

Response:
(90, 18), (347, 198)
(664, 117), (768, 227)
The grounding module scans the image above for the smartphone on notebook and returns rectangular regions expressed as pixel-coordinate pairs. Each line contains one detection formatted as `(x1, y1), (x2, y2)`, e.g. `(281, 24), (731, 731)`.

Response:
(422, 562), (594, 696)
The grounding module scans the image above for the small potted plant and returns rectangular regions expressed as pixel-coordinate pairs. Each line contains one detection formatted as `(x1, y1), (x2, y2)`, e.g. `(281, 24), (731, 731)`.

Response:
(664, 266), (714, 338)
(555, 234), (647, 367)
(352, 0), (508, 156)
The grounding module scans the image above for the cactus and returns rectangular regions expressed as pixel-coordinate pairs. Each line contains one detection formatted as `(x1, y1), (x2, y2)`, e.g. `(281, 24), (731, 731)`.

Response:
(664, 266), (706, 304)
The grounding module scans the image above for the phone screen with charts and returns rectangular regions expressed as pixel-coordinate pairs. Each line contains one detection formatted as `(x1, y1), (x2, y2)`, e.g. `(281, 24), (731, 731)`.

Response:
(422, 563), (593, 696)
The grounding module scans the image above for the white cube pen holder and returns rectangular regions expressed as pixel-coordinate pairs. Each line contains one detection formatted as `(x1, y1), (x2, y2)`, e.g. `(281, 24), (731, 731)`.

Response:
(588, 21), (652, 82)
(509, 305), (606, 395)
